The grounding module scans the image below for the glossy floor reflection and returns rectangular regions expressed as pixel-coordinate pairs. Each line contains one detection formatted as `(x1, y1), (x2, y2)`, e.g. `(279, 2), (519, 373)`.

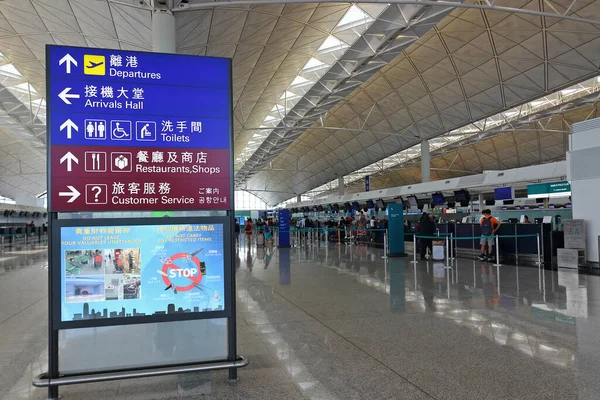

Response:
(3, 238), (600, 399)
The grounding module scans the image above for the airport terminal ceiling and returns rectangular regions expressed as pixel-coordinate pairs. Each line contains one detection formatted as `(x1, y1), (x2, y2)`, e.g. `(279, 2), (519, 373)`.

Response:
(0, 0), (599, 205)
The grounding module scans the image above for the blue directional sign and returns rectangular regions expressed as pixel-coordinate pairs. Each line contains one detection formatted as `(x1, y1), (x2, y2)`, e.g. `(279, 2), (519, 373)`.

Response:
(47, 45), (232, 212)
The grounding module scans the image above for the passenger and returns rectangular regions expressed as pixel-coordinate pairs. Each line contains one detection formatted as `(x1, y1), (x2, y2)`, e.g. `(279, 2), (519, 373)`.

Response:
(28, 220), (35, 228)
(523, 215), (532, 224)
(419, 213), (436, 260)
(369, 216), (376, 242)
(244, 218), (253, 243)
(359, 211), (367, 226)
(478, 209), (501, 262)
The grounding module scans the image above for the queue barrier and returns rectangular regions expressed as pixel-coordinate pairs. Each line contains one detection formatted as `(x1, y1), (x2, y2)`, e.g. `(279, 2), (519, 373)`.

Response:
(412, 233), (542, 267)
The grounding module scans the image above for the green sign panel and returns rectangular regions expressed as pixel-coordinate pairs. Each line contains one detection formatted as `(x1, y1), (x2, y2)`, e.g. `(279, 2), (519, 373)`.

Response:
(527, 181), (571, 197)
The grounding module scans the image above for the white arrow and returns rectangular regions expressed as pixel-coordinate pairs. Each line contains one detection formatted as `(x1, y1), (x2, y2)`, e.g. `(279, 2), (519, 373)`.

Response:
(59, 53), (77, 74)
(58, 87), (79, 105)
(58, 186), (81, 203)
(59, 119), (78, 139)
(59, 151), (79, 172)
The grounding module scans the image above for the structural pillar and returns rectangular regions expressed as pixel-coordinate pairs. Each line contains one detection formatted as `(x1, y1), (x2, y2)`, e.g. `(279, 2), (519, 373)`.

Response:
(421, 140), (430, 183)
(478, 193), (484, 213)
(152, 10), (176, 53)
(297, 195), (301, 203)
(338, 176), (345, 195)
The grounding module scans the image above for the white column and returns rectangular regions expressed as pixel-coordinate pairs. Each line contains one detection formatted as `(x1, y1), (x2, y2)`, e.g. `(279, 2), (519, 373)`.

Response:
(421, 140), (430, 183)
(338, 176), (344, 195)
(152, 10), (176, 53)
(569, 118), (600, 262)
(296, 195), (301, 203)
(478, 193), (484, 212)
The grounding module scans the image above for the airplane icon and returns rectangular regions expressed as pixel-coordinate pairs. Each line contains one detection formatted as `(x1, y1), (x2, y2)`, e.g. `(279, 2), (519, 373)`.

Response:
(86, 60), (104, 69)
(83, 55), (106, 76)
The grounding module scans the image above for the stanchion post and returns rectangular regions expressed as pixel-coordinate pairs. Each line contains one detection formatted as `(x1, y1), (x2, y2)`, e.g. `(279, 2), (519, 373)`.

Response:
(444, 235), (451, 269)
(412, 235), (418, 264)
(536, 233), (542, 265)
(494, 235), (501, 267)
(382, 229), (388, 259)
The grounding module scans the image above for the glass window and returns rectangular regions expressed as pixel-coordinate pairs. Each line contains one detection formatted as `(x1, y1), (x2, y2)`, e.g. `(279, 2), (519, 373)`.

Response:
(234, 190), (267, 210)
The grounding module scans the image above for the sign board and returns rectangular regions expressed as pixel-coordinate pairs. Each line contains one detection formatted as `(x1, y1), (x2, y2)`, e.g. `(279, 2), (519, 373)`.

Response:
(47, 46), (232, 212)
(364, 175), (370, 192)
(277, 209), (291, 248)
(527, 181), (571, 198)
(564, 219), (586, 249)
(557, 248), (579, 269)
(387, 203), (406, 257)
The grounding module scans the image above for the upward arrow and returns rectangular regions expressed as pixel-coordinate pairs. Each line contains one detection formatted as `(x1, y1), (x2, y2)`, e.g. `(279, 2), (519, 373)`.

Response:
(59, 151), (79, 172)
(60, 119), (78, 139)
(59, 53), (77, 74)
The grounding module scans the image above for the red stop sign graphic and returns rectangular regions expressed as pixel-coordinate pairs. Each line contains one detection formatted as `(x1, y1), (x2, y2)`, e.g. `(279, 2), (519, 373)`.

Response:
(161, 252), (202, 292)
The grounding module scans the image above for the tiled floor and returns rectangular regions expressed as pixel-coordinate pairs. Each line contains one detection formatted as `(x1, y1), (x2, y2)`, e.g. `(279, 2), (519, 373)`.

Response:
(2, 238), (600, 399)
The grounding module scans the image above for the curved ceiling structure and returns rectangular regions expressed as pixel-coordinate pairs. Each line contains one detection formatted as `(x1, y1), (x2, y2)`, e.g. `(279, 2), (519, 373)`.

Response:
(238, 0), (600, 206)
(0, 0), (598, 205)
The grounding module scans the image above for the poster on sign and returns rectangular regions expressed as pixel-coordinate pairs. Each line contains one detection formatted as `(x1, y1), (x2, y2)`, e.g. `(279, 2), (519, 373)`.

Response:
(58, 220), (227, 324)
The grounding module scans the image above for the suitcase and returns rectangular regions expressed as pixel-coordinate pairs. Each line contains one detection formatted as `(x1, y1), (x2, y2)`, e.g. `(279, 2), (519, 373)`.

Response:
(256, 232), (265, 247)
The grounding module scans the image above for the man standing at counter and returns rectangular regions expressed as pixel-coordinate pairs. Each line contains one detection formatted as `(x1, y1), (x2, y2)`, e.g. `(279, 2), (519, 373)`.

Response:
(478, 209), (501, 262)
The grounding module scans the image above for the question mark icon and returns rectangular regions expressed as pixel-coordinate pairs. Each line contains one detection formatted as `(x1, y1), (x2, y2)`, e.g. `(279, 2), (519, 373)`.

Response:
(91, 185), (102, 202)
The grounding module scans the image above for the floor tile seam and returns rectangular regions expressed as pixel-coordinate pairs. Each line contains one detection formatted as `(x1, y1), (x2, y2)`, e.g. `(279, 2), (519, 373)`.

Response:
(0, 295), (47, 327)
(245, 279), (440, 400)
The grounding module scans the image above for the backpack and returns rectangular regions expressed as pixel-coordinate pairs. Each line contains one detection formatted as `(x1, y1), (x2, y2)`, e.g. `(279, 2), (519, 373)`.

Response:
(481, 217), (493, 236)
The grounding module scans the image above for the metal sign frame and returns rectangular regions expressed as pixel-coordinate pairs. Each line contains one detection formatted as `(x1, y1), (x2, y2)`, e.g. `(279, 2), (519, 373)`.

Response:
(38, 45), (243, 400)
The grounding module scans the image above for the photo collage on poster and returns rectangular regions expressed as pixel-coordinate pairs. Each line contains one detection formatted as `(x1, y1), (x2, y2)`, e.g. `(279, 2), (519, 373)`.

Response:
(64, 248), (142, 304)
(60, 223), (226, 322)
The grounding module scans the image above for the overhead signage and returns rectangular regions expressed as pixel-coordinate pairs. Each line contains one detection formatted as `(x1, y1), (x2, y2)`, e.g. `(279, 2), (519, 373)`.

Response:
(47, 45), (232, 212)
(60, 222), (225, 322)
(527, 181), (571, 198)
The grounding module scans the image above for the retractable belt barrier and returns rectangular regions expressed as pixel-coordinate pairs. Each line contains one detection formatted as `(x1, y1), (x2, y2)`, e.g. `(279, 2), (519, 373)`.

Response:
(411, 233), (542, 266)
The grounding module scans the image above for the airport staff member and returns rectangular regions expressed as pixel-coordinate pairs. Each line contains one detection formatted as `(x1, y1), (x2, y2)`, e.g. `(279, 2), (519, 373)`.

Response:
(479, 209), (501, 262)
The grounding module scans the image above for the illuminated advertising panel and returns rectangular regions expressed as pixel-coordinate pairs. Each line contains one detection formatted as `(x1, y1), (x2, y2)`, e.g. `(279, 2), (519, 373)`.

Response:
(59, 222), (225, 322)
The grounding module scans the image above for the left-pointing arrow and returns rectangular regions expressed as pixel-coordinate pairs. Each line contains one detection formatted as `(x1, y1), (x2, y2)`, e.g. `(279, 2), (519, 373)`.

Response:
(59, 53), (77, 74)
(59, 119), (78, 139)
(58, 87), (80, 105)
(58, 186), (81, 203)
(59, 151), (79, 172)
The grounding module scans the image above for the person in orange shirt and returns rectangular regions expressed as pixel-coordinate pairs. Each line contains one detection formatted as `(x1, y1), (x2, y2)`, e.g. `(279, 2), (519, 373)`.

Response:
(479, 209), (501, 262)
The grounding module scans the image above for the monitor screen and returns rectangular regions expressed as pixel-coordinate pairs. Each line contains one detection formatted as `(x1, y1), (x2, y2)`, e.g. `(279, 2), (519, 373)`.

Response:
(352, 201), (360, 211)
(454, 190), (470, 207)
(566, 203), (572, 208)
(376, 199), (385, 208)
(344, 202), (352, 212)
(367, 200), (374, 209)
(333, 204), (340, 212)
(407, 196), (418, 207)
(494, 187), (513, 201)
(548, 204), (555, 209)
(394, 197), (404, 204)
(431, 192), (445, 205)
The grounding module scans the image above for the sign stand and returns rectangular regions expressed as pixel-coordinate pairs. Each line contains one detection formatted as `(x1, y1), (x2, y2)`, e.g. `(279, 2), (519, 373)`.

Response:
(35, 45), (246, 399)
